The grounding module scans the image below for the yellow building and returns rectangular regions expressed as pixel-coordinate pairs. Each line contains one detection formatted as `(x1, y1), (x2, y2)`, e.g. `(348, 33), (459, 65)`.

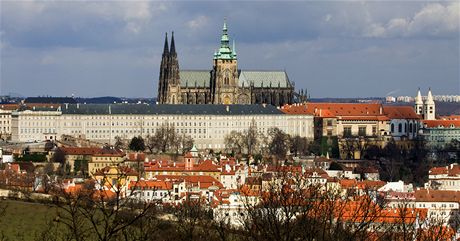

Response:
(89, 150), (125, 177)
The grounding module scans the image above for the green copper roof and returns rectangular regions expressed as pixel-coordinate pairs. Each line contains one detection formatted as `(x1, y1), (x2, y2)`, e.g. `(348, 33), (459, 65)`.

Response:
(239, 70), (291, 88)
(179, 70), (211, 88)
(215, 20), (236, 60)
(178, 70), (291, 89)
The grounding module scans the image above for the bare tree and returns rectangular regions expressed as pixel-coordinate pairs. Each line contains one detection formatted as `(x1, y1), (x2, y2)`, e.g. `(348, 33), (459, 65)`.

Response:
(225, 131), (245, 155)
(244, 119), (259, 156)
(268, 127), (289, 160)
(48, 170), (158, 241)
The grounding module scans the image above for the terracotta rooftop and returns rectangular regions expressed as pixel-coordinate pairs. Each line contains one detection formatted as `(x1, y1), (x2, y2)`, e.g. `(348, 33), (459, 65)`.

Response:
(129, 180), (172, 190)
(415, 189), (460, 202)
(281, 103), (390, 121)
(429, 164), (460, 176)
(383, 105), (421, 119)
(422, 120), (460, 128)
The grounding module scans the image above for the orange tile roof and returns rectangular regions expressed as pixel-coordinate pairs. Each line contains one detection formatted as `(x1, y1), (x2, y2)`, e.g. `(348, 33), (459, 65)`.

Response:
(440, 115), (460, 120)
(422, 120), (460, 128)
(429, 164), (460, 176)
(0, 104), (20, 111)
(281, 103), (391, 121)
(61, 147), (102, 155)
(415, 189), (460, 202)
(383, 105), (421, 119)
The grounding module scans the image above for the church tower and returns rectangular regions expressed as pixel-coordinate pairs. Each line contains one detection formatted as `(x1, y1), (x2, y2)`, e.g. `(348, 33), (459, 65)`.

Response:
(424, 88), (435, 120)
(414, 88), (423, 115)
(166, 32), (181, 104)
(158, 33), (169, 104)
(157, 32), (181, 104)
(212, 20), (238, 104)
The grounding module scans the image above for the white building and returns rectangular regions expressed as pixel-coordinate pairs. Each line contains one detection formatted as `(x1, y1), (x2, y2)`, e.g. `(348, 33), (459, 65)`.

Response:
(0, 108), (13, 139)
(427, 164), (460, 191)
(383, 106), (421, 140)
(11, 104), (314, 150)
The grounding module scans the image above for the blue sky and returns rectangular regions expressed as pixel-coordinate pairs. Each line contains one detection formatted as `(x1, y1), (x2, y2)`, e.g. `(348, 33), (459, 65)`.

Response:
(0, 1), (459, 98)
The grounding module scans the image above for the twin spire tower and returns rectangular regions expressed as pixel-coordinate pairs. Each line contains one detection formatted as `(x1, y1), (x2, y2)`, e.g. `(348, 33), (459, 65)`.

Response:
(157, 32), (180, 104)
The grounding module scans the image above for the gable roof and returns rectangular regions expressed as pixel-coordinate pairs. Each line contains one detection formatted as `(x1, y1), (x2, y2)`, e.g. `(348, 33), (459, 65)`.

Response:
(383, 106), (421, 119)
(178, 69), (292, 89)
(239, 70), (291, 88)
(281, 103), (389, 120)
(180, 70), (211, 88)
(423, 120), (460, 128)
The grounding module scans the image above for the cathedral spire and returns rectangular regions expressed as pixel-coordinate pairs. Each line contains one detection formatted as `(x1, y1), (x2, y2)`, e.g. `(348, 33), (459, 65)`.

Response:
(170, 31), (176, 55)
(162, 32), (169, 56)
(215, 19), (235, 60)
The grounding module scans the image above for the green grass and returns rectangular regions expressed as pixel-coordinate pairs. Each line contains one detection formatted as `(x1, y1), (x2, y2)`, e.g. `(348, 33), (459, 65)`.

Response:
(0, 200), (57, 241)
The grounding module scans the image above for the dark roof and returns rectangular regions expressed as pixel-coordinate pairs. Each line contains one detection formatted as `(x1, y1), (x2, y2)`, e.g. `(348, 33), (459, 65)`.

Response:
(24, 97), (77, 104)
(60, 104), (285, 115)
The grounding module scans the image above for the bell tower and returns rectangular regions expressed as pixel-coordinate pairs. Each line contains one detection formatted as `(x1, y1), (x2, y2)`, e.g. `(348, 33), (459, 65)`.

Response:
(212, 19), (238, 104)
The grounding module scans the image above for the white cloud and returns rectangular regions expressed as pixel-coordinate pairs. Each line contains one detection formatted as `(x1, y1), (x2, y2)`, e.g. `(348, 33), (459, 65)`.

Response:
(364, 2), (459, 38)
(187, 15), (209, 30)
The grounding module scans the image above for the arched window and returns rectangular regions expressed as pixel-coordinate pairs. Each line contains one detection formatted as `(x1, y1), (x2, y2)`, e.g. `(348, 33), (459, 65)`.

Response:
(398, 123), (402, 133)
(224, 70), (230, 85)
(404, 123), (407, 133)
(409, 123), (413, 133)
(391, 123), (394, 133)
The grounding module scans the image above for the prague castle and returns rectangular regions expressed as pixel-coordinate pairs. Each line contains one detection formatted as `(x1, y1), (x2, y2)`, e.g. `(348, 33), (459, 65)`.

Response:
(157, 21), (302, 106)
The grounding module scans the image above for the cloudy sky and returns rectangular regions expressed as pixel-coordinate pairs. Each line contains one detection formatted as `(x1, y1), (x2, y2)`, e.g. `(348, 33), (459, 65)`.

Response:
(0, 1), (459, 98)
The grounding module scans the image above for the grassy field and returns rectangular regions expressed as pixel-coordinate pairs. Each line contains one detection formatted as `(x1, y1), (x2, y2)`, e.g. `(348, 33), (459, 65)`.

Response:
(0, 200), (57, 241)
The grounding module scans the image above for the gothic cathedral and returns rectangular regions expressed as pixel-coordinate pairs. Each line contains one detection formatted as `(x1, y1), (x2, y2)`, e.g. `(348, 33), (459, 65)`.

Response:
(157, 20), (302, 106)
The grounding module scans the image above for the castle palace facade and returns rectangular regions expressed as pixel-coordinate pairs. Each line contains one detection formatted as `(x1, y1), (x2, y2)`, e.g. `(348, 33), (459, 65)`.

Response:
(157, 21), (301, 106)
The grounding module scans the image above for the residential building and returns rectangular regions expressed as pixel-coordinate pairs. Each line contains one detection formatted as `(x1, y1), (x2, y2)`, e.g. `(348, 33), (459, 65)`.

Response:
(428, 164), (460, 191)
(420, 120), (460, 148)
(89, 149), (125, 176)
(414, 189), (460, 225)
(144, 156), (221, 180)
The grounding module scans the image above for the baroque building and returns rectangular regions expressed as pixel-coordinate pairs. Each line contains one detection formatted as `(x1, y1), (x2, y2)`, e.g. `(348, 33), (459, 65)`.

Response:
(157, 21), (301, 106)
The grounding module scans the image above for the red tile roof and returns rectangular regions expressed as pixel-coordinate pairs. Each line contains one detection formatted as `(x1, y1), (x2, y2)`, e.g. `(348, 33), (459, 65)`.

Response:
(415, 189), (460, 202)
(383, 106), (421, 119)
(61, 147), (102, 155)
(429, 164), (460, 176)
(281, 103), (390, 121)
(423, 120), (460, 128)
